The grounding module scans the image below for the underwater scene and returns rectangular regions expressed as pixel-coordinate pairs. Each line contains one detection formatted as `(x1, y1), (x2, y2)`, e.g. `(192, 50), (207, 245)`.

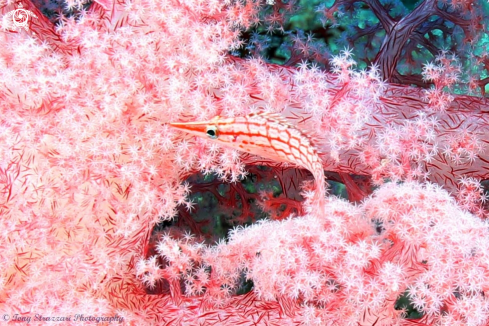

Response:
(1, 0), (489, 324)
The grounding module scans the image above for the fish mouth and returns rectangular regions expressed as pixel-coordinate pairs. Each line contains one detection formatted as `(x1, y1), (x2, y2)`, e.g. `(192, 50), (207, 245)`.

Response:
(169, 121), (208, 135)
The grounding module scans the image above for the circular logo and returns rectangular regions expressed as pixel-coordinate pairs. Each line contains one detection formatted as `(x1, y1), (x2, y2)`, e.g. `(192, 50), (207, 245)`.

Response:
(5, 3), (37, 32)
(12, 8), (29, 28)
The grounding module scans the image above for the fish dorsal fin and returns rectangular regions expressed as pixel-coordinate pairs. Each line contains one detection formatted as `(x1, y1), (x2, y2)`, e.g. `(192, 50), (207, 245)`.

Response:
(248, 111), (294, 128)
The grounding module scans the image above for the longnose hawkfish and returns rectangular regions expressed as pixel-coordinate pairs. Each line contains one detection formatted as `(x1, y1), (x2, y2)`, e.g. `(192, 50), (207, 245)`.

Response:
(169, 112), (327, 211)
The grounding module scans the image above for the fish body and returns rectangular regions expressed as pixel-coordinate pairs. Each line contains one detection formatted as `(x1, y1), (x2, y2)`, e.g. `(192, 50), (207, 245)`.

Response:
(170, 112), (326, 208)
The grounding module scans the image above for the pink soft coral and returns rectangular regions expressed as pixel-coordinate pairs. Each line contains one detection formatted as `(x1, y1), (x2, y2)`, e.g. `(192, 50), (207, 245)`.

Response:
(149, 182), (489, 325)
(0, 0), (488, 325)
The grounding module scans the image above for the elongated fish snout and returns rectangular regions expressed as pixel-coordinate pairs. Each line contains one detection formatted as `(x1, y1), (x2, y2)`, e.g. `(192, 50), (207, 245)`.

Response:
(169, 121), (208, 135)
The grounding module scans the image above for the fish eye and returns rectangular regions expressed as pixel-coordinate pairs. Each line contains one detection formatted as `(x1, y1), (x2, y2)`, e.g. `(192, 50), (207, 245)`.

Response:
(206, 125), (218, 139)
